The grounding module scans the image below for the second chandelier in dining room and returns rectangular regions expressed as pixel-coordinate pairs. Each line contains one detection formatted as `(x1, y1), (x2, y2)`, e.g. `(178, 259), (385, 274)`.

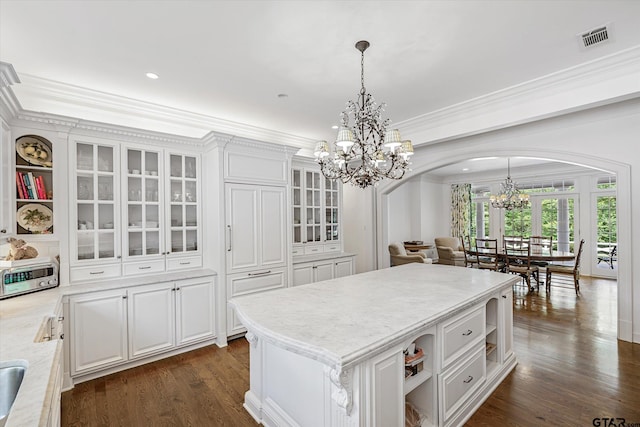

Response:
(490, 158), (530, 210)
(314, 40), (413, 189)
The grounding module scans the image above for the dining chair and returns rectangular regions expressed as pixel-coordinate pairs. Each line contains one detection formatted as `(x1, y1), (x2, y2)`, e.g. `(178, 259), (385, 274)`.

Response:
(529, 235), (553, 270)
(545, 239), (585, 295)
(475, 238), (504, 271)
(504, 244), (539, 291)
(503, 235), (527, 250)
(461, 236), (478, 268)
(597, 243), (617, 269)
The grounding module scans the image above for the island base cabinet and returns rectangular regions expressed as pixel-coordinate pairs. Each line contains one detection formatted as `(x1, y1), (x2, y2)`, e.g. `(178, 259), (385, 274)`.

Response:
(368, 347), (404, 427)
(70, 289), (128, 376)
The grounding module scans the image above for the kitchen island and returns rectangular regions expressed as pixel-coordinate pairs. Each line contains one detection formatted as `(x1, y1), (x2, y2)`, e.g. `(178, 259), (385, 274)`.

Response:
(230, 263), (519, 427)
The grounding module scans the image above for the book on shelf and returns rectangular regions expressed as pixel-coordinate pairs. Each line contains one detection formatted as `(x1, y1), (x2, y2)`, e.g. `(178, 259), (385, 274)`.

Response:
(15, 172), (25, 199)
(16, 172), (49, 200)
(27, 172), (39, 200)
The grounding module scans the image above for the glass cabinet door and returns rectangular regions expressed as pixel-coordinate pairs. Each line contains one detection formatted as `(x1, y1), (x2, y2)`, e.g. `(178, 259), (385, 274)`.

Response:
(292, 169), (302, 244)
(325, 177), (339, 242)
(167, 154), (199, 254)
(124, 148), (162, 259)
(75, 142), (118, 262)
(305, 170), (321, 242)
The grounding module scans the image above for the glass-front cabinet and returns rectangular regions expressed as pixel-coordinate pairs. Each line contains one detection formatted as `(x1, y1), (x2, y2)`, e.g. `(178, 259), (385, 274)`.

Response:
(73, 141), (119, 262)
(124, 147), (162, 259)
(70, 137), (201, 281)
(167, 153), (199, 255)
(291, 164), (342, 256)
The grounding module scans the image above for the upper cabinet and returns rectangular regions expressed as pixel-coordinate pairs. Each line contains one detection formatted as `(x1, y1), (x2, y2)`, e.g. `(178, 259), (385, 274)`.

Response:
(69, 135), (202, 282)
(292, 164), (343, 256)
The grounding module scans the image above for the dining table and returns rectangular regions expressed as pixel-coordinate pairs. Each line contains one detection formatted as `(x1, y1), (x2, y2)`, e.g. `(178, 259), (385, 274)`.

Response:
(468, 247), (576, 291)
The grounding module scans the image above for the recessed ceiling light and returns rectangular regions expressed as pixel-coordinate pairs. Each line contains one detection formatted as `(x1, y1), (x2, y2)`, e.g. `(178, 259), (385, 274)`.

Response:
(146, 72), (159, 79)
(462, 168), (469, 172)
(331, 125), (339, 130)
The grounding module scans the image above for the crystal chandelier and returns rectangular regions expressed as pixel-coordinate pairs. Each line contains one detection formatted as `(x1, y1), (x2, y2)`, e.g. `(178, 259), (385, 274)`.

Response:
(314, 40), (413, 189)
(489, 158), (530, 210)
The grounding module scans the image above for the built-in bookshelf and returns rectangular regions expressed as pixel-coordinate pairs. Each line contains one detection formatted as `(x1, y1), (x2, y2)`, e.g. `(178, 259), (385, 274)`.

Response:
(15, 135), (54, 234)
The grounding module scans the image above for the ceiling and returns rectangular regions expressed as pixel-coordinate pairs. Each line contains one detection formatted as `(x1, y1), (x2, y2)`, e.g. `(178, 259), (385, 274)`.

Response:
(1, 0), (639, 174)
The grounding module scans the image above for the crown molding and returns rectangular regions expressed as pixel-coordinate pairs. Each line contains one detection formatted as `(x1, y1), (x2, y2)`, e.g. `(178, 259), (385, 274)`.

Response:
(397, 45), (640, 146)
(0, 62), (22, 121)
(13, 73), (316, 150)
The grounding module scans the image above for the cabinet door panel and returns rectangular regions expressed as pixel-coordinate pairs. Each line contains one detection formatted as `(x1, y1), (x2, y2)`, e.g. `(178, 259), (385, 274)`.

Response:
(334, 258), (354, 278)
(313, 262), (333, 282)
(226, 185), (259, 271)
(70, 289), (128, 375)
(293, 263), (313, 287)
(370, 347), (404, 427)
(260, 187), (286, 266)
(128, 283), (175, 359)
(501, 288), (514, 360)
(176, 278), (215, 346)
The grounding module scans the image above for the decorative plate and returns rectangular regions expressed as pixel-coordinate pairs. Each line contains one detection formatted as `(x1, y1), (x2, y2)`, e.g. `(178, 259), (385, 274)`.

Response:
(17, 203), (53, 233)
(16, 136), (53, 167)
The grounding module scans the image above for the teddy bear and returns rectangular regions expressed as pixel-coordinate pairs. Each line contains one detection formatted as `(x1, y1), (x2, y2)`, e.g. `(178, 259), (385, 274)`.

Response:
(5, 237), (39, 261)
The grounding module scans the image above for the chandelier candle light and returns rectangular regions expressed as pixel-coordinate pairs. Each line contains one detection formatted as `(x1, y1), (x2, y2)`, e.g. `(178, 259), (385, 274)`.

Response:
(490, 158), (530, 210)
(315, 40), (413, 188)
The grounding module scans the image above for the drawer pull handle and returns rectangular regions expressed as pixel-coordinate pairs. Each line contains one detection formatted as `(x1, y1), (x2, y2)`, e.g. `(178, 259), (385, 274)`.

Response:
(462, 329), (473, 336)
(463, 375), (474, 384)
(248, 270), (272, 276)
(139, 266), (151, 270)
(89, 271), (104, 275)
(502, 295), (507, 298)
(179, 261), (191, 265)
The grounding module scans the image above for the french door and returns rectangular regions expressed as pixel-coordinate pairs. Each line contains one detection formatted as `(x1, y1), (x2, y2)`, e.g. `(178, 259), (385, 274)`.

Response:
(591, 192), (617, 278)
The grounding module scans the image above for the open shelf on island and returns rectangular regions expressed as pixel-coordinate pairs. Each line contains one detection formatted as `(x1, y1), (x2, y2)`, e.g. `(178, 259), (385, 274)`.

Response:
(404, 368), (433, 395)
(486, 323), (497, 335)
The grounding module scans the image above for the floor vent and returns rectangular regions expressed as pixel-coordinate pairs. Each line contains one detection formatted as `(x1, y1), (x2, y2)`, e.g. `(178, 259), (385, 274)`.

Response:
(580, 26), (609, 48)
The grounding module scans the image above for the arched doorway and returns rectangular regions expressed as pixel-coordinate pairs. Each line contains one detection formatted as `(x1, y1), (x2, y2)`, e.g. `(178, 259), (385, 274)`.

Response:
(374, 148), (631, 342)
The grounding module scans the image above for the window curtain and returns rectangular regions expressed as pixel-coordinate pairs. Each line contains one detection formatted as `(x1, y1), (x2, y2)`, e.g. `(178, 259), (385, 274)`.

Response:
(451, 184), (471, 238)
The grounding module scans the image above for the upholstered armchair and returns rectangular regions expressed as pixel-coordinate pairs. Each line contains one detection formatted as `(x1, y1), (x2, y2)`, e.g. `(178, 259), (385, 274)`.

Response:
(434, 237), (466, 267)
(388, 242), (433, 266)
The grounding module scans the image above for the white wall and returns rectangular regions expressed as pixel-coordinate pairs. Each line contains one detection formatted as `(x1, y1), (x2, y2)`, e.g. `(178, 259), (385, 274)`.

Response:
(346, 98), (640, 343)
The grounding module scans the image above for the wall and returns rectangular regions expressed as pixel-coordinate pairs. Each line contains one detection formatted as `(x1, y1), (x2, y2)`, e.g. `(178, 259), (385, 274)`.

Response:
(350, 98), (639, 343)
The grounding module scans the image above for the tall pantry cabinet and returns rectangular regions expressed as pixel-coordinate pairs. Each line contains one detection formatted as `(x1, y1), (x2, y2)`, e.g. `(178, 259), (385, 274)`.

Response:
(222, 139), (297, 336)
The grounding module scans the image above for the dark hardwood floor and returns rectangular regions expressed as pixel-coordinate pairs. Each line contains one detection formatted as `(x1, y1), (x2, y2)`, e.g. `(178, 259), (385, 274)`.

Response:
(62, 277), (640, 427)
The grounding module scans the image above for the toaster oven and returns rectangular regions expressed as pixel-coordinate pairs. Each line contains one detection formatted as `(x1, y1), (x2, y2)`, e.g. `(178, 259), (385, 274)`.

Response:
(0, 261), (59, 300)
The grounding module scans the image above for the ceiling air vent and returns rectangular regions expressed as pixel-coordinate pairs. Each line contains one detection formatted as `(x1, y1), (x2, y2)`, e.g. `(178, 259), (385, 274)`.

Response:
(580, 25), (609, 48)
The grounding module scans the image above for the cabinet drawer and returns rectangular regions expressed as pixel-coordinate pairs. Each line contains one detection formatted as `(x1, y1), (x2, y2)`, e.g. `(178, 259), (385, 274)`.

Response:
(440, 344), (486, 422)
(123, 259), (165, 276)
(303, 245), (324, 255)
(167, 256), (202, 271)
(441, 305), (484, 367)
(228, 269), (286, 298)
(324, 243), (340, 252)
(70, 264), (121, 282)
(291, 247), (303, 256)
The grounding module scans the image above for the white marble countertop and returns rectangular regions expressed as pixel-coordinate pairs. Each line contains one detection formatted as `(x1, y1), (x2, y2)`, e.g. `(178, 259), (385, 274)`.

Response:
(231, 263), (518, 371)
(0, 268), (216, 427)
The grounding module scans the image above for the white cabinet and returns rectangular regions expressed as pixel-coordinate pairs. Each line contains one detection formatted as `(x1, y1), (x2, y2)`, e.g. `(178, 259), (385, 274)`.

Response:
(291, 255), (355, 287)
(292, 165), (342, 255)
(70, 276), (215, 377)
(69, 137), (202, 282)
(176, 277), (216, 346)
(226, 183), (286, 272)
(128, 282), (175, 359)
(1, 119), (12, 234)
(369, 346), (404, 427)
(70, 288), (128, 376)
(71, 138), (120, 265)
